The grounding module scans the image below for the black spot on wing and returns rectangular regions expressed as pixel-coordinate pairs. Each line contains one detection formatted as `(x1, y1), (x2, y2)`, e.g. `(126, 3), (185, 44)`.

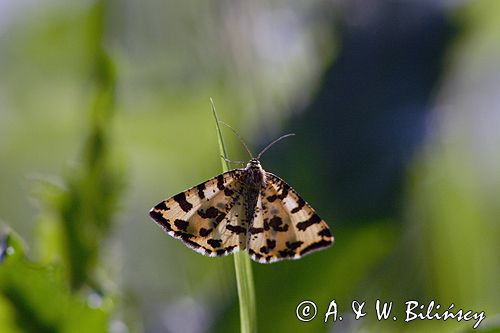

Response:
(267, 194), (278, 203)
(296, 214), (322, 231)
(174, 230), (195, 240)
(199, 228), (212, 237)
(177, 236), (201, 249)
(215, 212), (227, 223)
(300, 240), (332, 256)
(213, 245), (237, 256)
(266, 177), (290, 202)
(267, 216), (289, 232)
(149, 210), (172, 231)
(266, 239), (276, 249)
(318, 228), (332, 237)
(278, 248), (296, 258)
(173, 192), (193, 212)
(198, 207), (219, 219)
(174, 219), (189, 231)
(286, 241), (303, 250)
(216, 174), (225, 190)
(248, 248), (262, 261)
(155, 201), (169, 211)
(260, 246), (269, 254)
(224, 187), (234, 197)
(198, 207), (226, 225)
(279, 184), (290, 200)
(174, 234), (214, 256)
(196, 183), (206, 199)
(291, 197), (306, 214)
(249, 227), (264, 234)
(207, 238), (222, 249)
(226, 224), (246, 234)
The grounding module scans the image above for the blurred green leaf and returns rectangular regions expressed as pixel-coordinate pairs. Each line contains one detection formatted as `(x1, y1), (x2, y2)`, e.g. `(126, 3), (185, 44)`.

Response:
(34, 1), (124, 291)
(0, 229), (110, 333)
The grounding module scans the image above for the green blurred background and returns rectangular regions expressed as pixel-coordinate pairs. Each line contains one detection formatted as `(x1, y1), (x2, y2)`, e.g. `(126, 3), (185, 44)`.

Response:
(1, 0), (499, 332)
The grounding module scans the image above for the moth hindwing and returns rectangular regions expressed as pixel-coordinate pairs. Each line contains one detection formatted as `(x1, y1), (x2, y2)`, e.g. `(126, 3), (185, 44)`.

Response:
(149, 158), (333, 263)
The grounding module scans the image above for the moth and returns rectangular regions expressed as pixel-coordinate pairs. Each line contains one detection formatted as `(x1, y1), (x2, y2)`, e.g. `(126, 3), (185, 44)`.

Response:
(148, 133), (333, 263)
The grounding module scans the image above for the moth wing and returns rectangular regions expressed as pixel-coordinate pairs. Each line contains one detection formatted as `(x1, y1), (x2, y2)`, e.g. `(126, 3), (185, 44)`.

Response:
(247, 172), (333, 263)
(149, 170), (248, 257)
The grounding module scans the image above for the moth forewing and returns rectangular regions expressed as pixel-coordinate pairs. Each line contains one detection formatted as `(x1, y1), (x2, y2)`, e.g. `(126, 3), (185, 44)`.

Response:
(149, 170), (247, 257)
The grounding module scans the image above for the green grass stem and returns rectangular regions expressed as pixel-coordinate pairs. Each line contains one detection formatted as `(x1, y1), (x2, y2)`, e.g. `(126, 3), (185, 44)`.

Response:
(211, 98), (257, 333)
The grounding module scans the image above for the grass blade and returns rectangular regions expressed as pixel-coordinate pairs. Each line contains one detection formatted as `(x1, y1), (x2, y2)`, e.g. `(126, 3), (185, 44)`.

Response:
(210, 98), (257, 333)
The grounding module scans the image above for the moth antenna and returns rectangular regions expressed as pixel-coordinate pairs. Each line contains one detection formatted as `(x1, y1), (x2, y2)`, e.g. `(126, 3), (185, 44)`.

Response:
(256, 133), (295, 160)
(218, 121), (254, 159)
(220, 155), (245, 166)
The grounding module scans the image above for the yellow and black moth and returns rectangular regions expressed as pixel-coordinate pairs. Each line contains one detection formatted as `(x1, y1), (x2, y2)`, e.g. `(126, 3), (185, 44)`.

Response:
(148, 135), (333, 263)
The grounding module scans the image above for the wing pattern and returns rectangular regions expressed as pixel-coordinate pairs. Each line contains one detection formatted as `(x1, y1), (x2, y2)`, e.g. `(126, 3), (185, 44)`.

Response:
(149, 170), (248, 257)
(247, 173), (333, 263)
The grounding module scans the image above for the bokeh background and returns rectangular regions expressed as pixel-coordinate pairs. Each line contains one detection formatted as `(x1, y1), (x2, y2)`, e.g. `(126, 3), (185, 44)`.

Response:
(1, 0), (499, 332)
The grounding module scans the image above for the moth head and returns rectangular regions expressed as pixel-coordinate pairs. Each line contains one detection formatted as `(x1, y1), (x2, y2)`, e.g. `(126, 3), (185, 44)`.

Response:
(245, 158), (263, 174)
(248, 158), (261, 166)
(245, 158), (266, 188)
